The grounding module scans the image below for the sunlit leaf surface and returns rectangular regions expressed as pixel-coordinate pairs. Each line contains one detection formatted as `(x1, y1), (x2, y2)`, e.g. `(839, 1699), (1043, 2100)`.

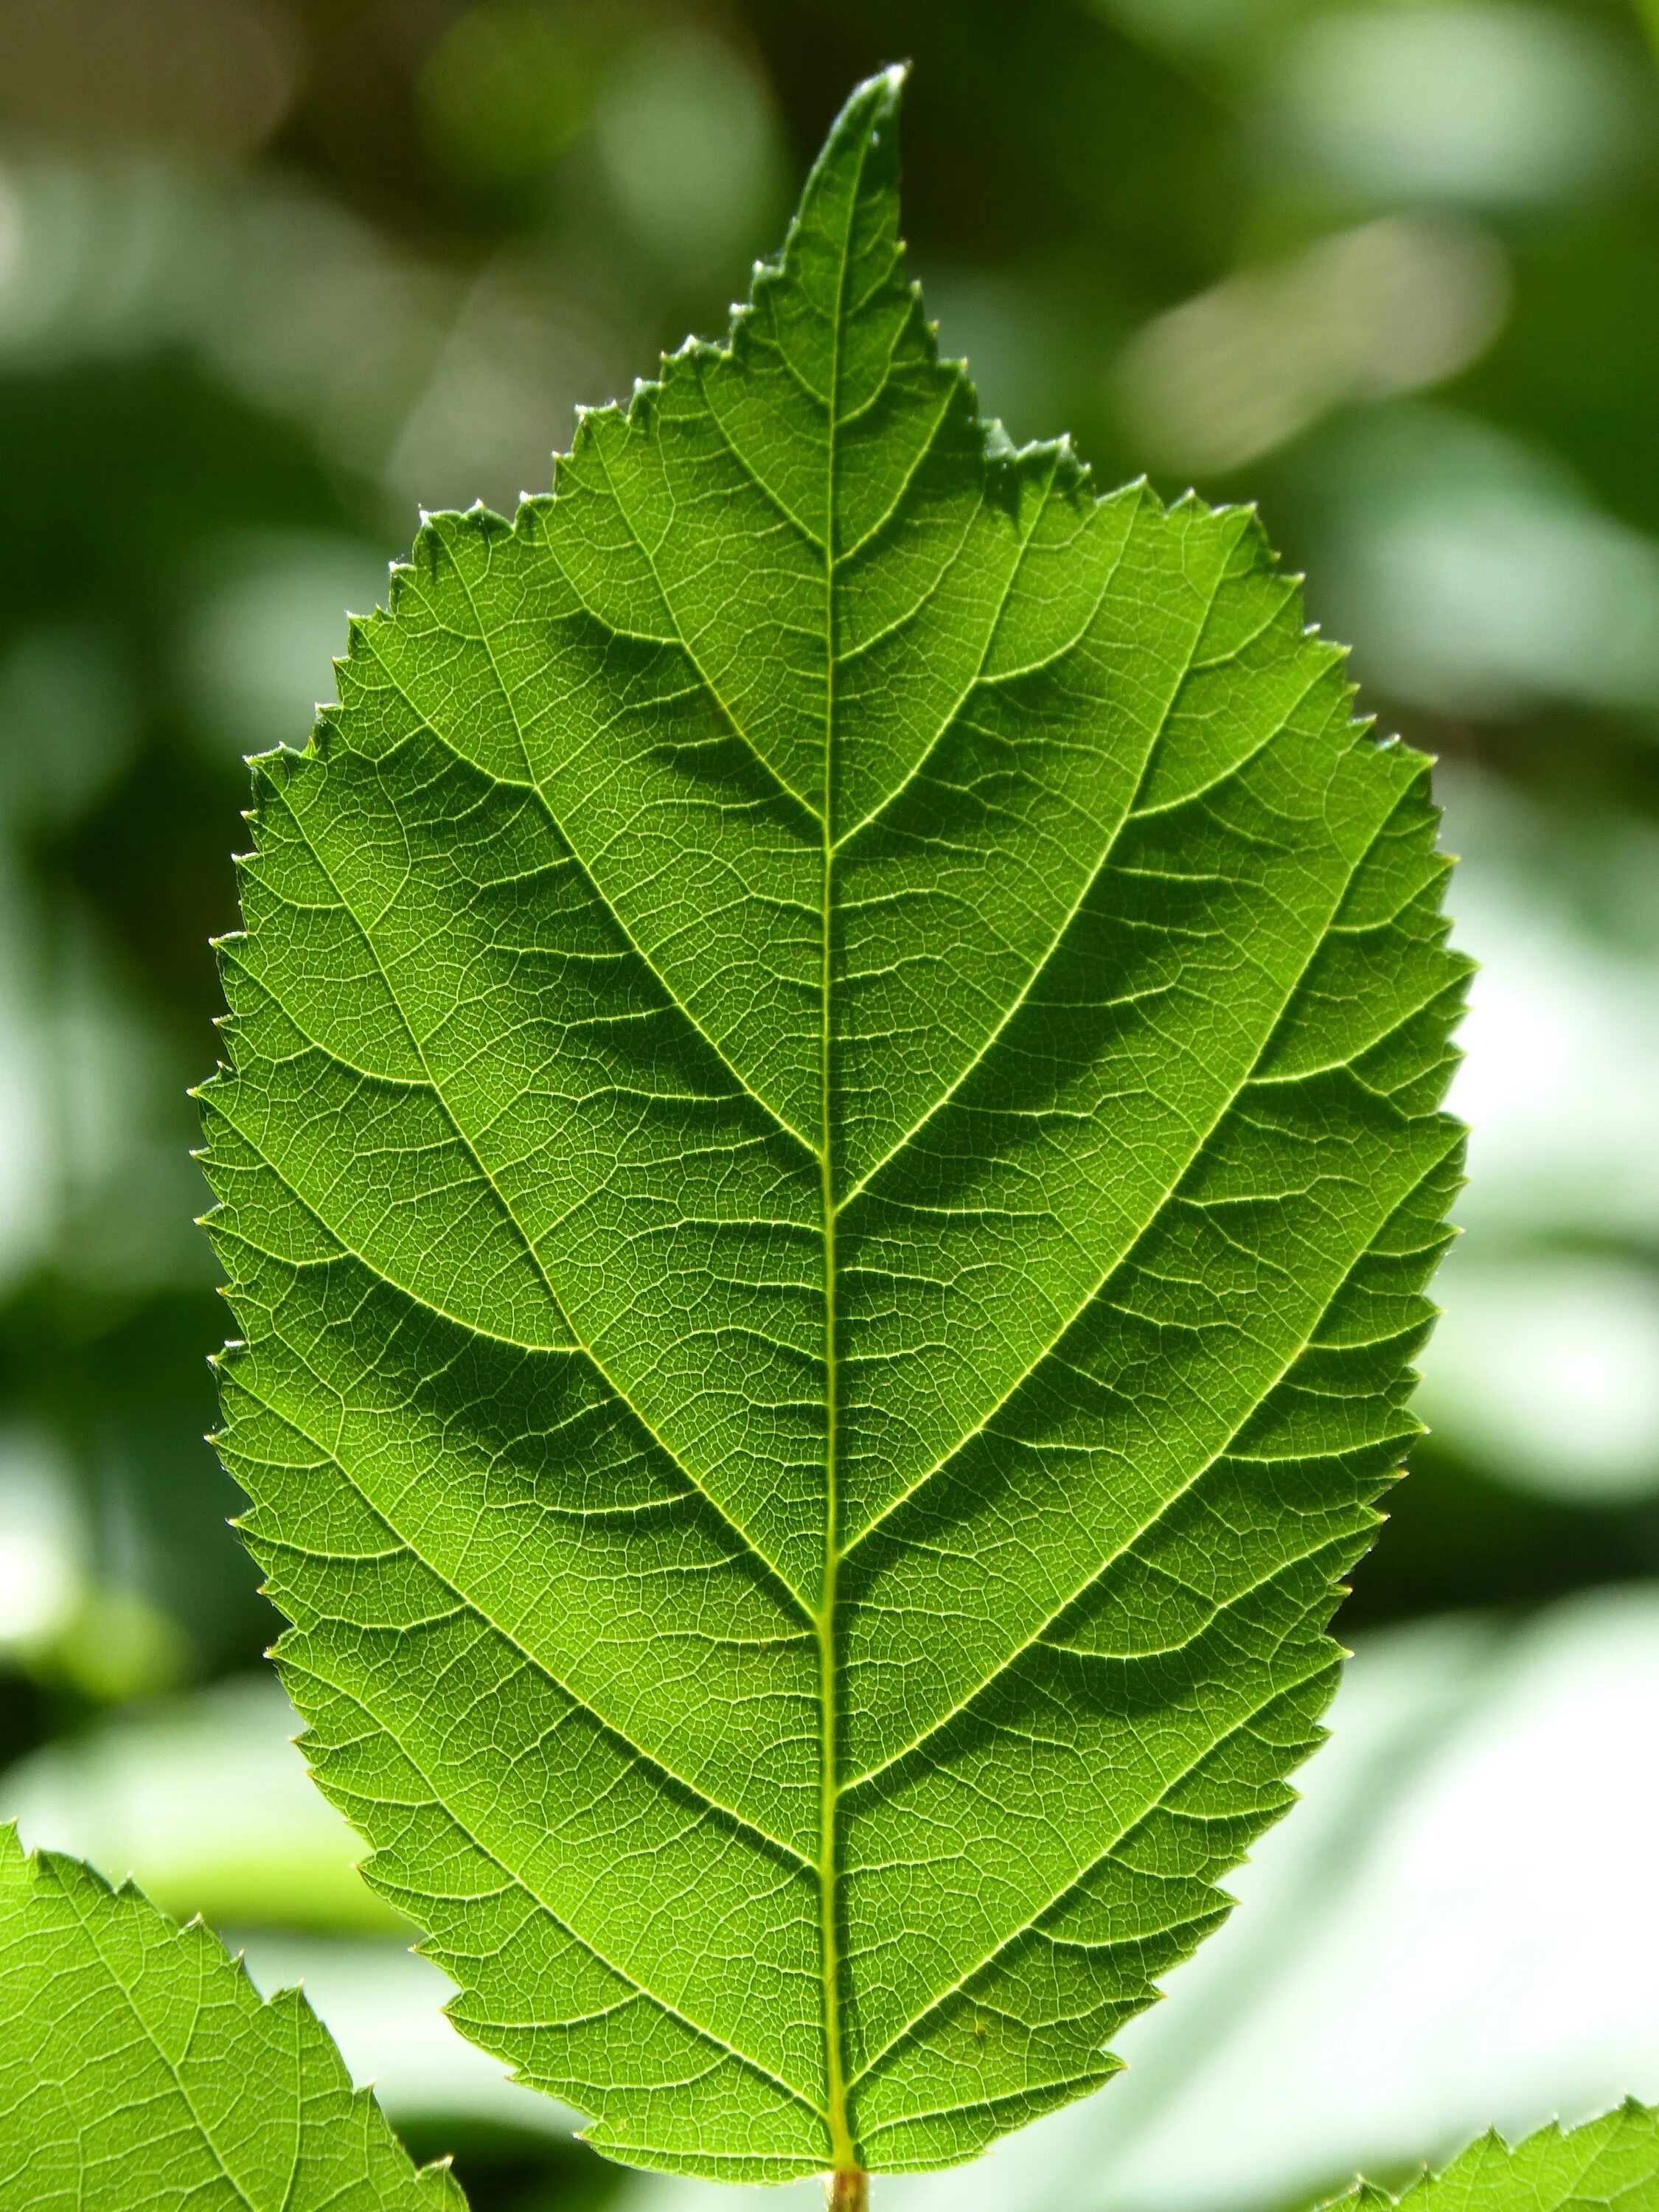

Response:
(0, 1826), (462, 2211)
(1327, 2101), (1659, 2211)
(201, 69), (1465, 2181)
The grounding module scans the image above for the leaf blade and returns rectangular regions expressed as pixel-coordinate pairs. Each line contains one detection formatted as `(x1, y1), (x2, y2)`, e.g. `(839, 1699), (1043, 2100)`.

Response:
(0, 1826), (462, 2212)
(202, 67), (1466, 2180)
(1322, 2101), (1659, 2211)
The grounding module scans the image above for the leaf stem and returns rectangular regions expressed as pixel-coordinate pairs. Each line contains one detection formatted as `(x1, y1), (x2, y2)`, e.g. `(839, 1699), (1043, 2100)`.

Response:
(827, 2166), (869, 2212)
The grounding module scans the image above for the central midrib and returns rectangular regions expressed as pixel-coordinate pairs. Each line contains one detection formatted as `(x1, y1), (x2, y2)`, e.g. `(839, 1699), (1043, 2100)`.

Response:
(816, 170), (857, 2183)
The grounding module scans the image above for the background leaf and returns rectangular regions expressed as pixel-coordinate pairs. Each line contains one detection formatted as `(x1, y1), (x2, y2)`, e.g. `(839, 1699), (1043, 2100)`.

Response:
(201, 69), (1465, 2181)
(0, 1825), (464, 2211)
(1323, 2100), (1659, 2211)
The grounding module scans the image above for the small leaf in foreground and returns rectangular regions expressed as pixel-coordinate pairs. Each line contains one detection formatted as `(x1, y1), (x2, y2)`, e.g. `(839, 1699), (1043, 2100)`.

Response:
(201, 64), (1467, 2183)
(0, 1825), (463, 2211)
(1325, 2100), (1659, 2211)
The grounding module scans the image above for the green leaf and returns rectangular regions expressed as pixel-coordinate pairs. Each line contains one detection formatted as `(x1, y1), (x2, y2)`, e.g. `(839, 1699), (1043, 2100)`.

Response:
(0, 1824), (464, 2211)
(1326, 2102), (1659, 2210)
(200, 66), (1466, 2183)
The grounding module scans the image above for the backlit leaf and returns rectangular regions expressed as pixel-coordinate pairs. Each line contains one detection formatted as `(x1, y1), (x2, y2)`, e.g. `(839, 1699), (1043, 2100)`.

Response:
(201, 66), (1466, 2182)
(0, 1825), (462, 2211)
(1327, 2101), (1659, 2211)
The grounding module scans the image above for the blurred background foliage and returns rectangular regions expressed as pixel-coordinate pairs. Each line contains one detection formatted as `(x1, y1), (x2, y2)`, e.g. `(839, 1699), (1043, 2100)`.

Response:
(0, 2), (1655, 2208)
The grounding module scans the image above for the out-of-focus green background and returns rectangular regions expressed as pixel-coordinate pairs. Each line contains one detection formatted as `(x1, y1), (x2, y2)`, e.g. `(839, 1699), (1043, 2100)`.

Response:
(0, 4), (1656, 2208)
